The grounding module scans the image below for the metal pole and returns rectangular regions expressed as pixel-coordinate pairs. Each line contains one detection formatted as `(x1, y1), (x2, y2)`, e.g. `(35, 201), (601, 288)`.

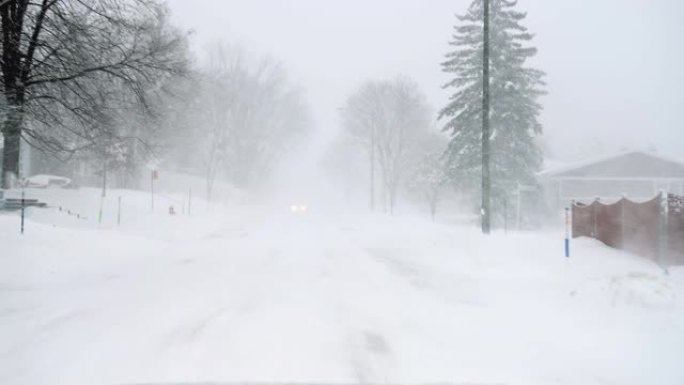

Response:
(117, 196), (121, 226)
(151, 172), (154, 212)
(564, 207), (570, 258)
(20, 190), (25, 234)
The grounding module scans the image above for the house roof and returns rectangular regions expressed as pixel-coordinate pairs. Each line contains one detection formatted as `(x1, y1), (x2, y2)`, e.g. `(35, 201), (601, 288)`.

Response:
(540, 151), (684, 179)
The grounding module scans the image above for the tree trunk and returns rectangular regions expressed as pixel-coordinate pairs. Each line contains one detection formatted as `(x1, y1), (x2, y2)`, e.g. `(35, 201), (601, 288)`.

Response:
(2, 105), (23, 188)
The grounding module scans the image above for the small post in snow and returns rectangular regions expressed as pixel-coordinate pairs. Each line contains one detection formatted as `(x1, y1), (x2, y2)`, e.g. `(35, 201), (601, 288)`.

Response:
(188, 188), (192, 216)
(150, 170), (157, 212)
(98, 196), (104, 226)
(20, 190), (25, 234)
(564, 206), (571, 258)
(117, 196), (122, 226)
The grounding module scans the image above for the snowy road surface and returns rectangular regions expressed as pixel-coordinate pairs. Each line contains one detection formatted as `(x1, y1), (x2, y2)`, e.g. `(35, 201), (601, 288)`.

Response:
(1, 189), (683, 385)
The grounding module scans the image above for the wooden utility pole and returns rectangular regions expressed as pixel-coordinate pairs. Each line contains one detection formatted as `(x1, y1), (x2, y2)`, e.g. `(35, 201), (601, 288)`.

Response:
(481, 0), (492, 234)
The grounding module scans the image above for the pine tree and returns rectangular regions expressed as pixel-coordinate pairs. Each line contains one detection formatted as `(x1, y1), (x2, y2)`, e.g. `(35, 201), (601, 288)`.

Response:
(440, 0), (545, 224)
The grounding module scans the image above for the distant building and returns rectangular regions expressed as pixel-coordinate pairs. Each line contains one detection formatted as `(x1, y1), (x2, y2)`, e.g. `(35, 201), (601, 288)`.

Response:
(540, 151), (684, 210)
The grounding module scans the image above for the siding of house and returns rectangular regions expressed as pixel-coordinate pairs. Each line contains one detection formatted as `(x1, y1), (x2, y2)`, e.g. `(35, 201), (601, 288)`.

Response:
(542, 152), (684, 210)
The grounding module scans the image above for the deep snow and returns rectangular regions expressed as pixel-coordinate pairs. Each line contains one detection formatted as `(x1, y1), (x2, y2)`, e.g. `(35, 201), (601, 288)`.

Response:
(1, 188), (683, 385)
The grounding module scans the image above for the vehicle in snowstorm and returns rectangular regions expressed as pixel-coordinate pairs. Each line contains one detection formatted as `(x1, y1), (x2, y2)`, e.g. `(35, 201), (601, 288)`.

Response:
(289, 203), (309, 214)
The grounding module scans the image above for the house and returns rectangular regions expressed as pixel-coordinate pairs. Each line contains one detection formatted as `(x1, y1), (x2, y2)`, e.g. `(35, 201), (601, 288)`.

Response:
(540, 151), (684, 210)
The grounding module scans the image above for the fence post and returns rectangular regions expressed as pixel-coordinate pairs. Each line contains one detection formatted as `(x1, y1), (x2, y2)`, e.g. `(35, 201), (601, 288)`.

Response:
(592, 198), (598, 238)
(658, 191), (668, 266)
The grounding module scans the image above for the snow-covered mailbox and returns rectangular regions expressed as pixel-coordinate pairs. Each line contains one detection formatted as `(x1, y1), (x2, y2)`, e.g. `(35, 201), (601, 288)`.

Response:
(540, 151), (684, 211)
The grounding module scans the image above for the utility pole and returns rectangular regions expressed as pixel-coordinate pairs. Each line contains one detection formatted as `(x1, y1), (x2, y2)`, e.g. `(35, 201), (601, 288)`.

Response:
(481, 0), (492, 234)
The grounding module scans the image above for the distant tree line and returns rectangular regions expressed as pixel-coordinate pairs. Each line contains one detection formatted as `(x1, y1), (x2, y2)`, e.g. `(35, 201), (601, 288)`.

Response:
(161, 43), (310, 201)
(1, 0), (546, 225)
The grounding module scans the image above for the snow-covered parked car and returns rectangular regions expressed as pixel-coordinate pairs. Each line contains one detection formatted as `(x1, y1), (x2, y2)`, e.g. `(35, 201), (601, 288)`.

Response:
(23, 174), (73, 189)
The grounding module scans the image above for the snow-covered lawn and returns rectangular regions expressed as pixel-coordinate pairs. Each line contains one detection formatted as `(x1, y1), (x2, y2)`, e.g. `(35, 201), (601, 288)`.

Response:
(1, 188), (683, 385)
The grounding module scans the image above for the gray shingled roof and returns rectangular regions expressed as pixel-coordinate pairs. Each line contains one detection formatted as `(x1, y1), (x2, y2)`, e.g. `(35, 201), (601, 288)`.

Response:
(541, 151), (684, 179)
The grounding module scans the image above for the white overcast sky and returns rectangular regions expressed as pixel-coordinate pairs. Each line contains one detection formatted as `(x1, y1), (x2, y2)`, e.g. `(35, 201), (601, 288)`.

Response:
(166, 0), (684, 163)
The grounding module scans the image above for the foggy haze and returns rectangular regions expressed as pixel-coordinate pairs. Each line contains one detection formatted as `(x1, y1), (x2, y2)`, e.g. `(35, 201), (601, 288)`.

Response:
(167, 0), (684, 163)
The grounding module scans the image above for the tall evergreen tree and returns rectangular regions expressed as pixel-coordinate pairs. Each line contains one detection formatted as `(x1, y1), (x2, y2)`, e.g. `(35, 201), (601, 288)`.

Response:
(440, 0), (545, 224)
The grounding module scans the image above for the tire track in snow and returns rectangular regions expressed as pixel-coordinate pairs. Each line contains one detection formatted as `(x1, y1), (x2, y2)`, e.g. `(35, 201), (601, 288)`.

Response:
(159, 307), (230, 352)
(316, 243), (400, 382)
(365, 246), (484, 308)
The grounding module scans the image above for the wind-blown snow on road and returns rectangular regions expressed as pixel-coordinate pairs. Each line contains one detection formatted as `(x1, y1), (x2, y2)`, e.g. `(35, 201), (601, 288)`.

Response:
(1, 189), (683, 385)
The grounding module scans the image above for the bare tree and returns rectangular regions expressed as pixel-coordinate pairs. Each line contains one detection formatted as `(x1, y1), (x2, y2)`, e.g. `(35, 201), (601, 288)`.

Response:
(406, 134), (449, 221)
(341, 76), (431, 214)
(341, 81), (385, 211)
(191, 42), (309, 200)
(0, 0), (187, 188)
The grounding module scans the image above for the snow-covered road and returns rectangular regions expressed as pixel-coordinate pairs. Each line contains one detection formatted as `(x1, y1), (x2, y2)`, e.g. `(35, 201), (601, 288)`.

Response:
(1, 189), (683, 385)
